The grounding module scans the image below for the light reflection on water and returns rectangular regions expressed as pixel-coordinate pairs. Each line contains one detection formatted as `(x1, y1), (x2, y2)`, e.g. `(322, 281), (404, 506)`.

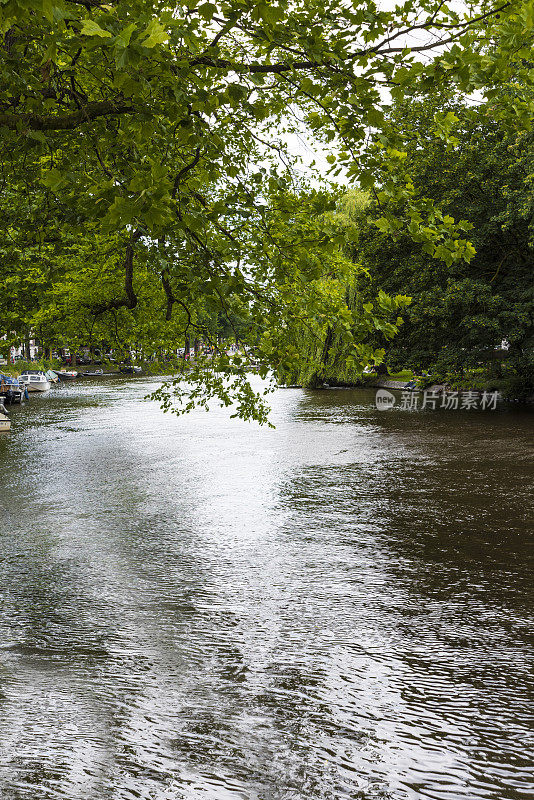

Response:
(0, 378), (532, 800)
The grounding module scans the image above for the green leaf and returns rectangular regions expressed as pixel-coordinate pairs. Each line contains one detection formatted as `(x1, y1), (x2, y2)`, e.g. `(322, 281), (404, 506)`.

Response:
(259, 3), (283, 25)
(359, 170), (374, 189)
(198, 2), (217, 20)
(41, 168), (64, 190)
(42, 0), (54, 23)
(80, 19), (113, 38)
(141, 19), (168, 47)
(366, 108), (384, 127)
(116, 22), (137, 48)
(374, 217), (391, 233)
(28, 130), (47, 143)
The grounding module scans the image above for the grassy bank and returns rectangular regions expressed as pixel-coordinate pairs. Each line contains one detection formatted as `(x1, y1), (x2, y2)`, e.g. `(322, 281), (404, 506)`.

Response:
(362, 367), (533, 401)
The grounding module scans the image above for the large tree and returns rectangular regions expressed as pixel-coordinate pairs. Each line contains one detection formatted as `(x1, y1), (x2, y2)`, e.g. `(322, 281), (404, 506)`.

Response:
(1, 0), (532, 416)
(345, 91), (534, 388)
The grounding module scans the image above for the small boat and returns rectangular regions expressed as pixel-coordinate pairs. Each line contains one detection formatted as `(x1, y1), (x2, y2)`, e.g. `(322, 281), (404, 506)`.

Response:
(82, 369), (104, 377)
(45, 370), (59, 383)
(19, 370), (51, 392)
(57, 370), (79, 380)
(119, 365), (142, 375)
(0, 374), (25, 404)
(0, 402), (11, 432)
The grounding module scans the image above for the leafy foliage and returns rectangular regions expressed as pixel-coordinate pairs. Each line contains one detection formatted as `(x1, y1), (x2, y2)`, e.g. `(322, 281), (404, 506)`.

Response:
(346, 92), (534, 383)
(1, 0), (533, 416)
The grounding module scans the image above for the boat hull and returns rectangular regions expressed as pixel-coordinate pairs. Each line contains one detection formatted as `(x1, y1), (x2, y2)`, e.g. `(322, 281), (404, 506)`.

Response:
(26, 381), (51, 392)
(3, 390), (24, 403)
(0, 419), (11, 432)
(0, 385), (24, 403)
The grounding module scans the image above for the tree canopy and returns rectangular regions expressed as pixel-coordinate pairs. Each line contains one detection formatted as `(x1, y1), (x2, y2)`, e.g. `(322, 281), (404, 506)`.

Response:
(1, 0), (533, 416)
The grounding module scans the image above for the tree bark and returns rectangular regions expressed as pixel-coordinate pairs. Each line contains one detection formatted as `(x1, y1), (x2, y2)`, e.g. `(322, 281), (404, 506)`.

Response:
(0, 100), (135, 131)
(91, 234), (141, 315)
(307, 326), (333, 388)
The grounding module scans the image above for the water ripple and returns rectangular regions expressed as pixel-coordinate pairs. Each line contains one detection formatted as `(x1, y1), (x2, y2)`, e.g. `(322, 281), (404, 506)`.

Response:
(0, 381), (532, 799)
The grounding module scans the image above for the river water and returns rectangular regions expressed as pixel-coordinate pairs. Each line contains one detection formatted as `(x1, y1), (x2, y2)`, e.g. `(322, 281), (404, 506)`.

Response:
(0, 378), (532, 800)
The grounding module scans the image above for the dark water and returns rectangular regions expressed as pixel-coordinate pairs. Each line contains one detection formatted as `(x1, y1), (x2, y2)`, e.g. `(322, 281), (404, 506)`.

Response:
(0, 378), (532, 800)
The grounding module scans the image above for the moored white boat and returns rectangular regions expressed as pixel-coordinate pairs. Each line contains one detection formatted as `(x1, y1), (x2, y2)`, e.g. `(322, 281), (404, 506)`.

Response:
(19, 371), (51, 392)
(57, 370), (79, 380)
(119, 365), (142, 375)
(0, 410), (10, 432)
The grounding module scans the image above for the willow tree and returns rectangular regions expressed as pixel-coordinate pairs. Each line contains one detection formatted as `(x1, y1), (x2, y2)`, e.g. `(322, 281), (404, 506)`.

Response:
(1, 0), (532, 417)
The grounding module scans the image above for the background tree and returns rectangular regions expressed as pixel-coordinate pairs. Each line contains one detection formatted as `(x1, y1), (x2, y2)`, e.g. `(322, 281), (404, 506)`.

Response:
(342, 90), (534, 388)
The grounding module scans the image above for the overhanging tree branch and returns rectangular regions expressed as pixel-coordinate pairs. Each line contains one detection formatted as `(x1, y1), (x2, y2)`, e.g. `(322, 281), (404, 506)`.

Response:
(0, 100), (135, 131)
(90, 229), (142, 315)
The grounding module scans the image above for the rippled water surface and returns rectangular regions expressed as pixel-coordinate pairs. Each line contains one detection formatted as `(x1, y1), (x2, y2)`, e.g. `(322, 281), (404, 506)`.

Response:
(0, 378), (533, 800)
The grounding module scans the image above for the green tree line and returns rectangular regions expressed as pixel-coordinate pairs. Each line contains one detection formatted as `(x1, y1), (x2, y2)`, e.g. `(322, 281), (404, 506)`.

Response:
(284, 88), (533, 396)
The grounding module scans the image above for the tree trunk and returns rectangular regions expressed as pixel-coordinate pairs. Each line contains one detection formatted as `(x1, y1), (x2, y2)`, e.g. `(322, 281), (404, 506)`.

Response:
(307, 326), (333, 388)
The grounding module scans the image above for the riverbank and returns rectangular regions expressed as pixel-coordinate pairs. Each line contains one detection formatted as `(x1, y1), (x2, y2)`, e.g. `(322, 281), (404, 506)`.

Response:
(4, 360), (533, 403)
(0, 361), (148, 378)
(366, 375), (534, 402)
(0, 361), (118, 377)
(282, 372), (534, 403)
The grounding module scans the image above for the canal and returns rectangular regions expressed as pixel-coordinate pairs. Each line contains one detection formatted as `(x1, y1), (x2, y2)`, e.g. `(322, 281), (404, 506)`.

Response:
(0, 378), (532, 800)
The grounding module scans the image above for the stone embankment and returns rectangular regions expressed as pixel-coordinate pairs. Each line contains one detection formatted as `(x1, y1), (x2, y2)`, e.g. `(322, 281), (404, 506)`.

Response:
(371, 379), (446, 393)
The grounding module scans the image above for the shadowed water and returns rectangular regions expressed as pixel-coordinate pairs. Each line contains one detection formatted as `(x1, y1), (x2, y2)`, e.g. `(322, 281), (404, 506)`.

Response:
(0, 378), (532, 800)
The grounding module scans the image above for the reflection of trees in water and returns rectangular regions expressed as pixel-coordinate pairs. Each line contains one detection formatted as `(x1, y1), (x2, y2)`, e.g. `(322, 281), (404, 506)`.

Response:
(264, 421), (534, 798)
(291, 388), (533, 603)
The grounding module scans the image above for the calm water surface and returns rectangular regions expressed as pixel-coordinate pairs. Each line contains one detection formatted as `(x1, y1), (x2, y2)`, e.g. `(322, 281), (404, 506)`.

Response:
(0, 378), (532, 800)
